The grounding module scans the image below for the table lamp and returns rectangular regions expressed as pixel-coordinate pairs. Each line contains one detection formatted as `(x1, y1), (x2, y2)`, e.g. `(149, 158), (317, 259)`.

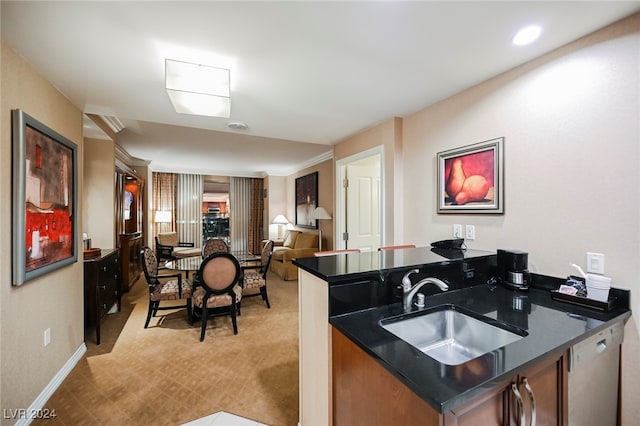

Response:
(272, 214), (289, 240)
(310, 206), (332, 251)
(154, 210), (172, 232)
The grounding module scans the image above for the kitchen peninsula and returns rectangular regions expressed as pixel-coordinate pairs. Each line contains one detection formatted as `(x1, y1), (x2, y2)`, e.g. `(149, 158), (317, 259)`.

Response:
(293, 247), (631, 425)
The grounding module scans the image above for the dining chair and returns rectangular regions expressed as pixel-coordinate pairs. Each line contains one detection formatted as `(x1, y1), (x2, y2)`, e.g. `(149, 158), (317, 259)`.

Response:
(240, 240), (274, 309)
(378, 244), (416, 251)
(140, 246), (192, 328)
(314, 249), (361, 257)
(201, 238), (229, 258)
(191, 252), (242, 342)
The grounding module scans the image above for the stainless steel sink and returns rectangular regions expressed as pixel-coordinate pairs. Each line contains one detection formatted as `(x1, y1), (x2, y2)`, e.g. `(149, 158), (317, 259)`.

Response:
(380, 304), (526, 365)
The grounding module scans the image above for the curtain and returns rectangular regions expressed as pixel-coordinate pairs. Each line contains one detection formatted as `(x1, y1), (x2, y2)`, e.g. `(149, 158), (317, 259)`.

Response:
(177, 173), (203, 247)
(230, 177), (251, 254)
(230, 177), (264, 254)
(248, 178), (264, 254)
(152, 172), (177, 238)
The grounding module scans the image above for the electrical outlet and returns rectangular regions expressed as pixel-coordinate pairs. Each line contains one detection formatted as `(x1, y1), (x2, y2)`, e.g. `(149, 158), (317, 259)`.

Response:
(465, 225), (476, 240)
(587, 252), (605, 274)
(44, 328), (51, 347)
(453, 224), (462, 238)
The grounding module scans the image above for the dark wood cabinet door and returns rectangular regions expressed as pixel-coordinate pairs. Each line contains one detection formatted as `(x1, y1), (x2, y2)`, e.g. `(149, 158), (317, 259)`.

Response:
(84, 248), (121, 345)
(444, 383), (509, 426)
(332, 327), (440, 426)
(514, 351), (568, 426)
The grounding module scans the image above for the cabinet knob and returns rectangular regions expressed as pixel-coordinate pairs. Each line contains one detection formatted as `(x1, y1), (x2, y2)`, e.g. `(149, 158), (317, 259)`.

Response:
(99, 285), (106, 290)
(102, 266), (107, 272)
(102, 304), (107, 309)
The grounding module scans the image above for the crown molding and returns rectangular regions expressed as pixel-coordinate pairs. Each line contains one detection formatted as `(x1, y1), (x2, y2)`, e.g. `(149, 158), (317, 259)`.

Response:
(115, 144), (150, 167)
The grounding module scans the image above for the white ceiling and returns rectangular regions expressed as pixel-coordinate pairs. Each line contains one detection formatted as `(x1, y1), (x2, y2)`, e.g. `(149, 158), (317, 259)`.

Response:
(2, 1), (639, 176)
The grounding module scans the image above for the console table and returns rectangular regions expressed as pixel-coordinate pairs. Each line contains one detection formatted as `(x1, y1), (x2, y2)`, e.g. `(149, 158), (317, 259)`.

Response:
(83, 248), (120, 345)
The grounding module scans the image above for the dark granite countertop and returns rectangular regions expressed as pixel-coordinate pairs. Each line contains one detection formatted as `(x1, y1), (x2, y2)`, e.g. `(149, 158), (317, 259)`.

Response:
(329, 283), (631, 413)
(293, 247), (494, 283)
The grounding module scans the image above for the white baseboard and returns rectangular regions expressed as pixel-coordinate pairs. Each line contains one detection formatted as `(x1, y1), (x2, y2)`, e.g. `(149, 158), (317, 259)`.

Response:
(14, 343), (87, 426)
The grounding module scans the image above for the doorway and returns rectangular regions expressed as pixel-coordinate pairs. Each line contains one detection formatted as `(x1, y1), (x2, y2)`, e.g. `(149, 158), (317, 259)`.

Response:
(336, 146), (383, 251)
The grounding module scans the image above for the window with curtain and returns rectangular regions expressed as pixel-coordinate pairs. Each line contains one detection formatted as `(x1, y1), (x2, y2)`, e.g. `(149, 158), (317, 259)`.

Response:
(152, 172), (177, 238)
(229, 177), (263, 254)
(176, 173), (203, 248)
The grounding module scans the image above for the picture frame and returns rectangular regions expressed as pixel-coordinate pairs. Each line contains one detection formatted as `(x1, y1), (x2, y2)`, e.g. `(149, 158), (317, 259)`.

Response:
(437, 137), (504, 214)
(12, 109), (78, 286)
(295, 171), (318, 229)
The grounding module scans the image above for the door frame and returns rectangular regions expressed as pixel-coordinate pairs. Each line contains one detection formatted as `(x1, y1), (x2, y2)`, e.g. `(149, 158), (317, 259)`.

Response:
(335, 145), (384, 250)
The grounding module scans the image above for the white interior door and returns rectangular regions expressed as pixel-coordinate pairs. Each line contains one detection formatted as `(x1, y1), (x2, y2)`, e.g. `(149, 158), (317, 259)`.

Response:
(344, 154), (381, 251)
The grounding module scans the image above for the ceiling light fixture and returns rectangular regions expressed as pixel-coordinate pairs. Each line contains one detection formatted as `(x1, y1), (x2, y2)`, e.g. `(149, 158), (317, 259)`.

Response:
(512, 25), (542, 46)
(165, 58), (230, 118)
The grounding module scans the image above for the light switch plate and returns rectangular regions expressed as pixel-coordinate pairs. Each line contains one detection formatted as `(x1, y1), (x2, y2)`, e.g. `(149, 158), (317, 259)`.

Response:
(586, 252), (605, 274)
(453, 224), (462, 238)
(465, 225), (476, 240)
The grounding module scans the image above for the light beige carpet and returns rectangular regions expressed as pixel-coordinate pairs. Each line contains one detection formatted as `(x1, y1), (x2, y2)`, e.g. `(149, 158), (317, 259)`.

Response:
(33, 271), (299, 425)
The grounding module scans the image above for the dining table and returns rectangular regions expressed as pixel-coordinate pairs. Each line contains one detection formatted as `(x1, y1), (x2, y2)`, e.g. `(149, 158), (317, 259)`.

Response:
(164, 251), (261, 277)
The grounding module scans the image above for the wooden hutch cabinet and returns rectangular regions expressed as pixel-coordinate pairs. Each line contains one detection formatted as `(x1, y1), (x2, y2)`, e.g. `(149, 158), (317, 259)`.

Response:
(115, 165), (144, 293)
(119, 232), (143, 293)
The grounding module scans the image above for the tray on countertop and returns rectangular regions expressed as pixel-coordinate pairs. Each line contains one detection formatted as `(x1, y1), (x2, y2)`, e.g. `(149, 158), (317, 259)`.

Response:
(550, 290), (617, 311)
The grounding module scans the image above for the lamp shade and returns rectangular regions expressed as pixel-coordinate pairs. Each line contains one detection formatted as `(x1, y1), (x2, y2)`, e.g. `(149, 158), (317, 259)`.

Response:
(154, 210), (172, 223)
(272, 214), (289, 225)
(310, 206), (332, 220)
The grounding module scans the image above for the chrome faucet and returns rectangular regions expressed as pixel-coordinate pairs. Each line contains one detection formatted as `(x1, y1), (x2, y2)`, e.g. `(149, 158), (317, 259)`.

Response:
(401, 269), (449, 312)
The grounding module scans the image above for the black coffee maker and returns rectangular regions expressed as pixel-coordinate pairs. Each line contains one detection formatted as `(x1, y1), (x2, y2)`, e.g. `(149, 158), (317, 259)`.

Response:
(497, 249), (531, 290)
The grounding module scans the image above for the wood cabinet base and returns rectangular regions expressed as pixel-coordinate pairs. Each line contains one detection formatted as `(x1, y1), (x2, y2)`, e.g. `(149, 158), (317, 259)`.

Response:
(332, 326), (567, 426)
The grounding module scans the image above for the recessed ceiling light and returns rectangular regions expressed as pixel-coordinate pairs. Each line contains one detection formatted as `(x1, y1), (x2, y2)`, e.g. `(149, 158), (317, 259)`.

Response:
(228, 121), (248, 130)
(512, 25), (542, 46)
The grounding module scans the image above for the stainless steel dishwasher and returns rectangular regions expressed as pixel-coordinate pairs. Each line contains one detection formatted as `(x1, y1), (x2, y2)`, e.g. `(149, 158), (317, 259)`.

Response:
(569, 320), (624, 426)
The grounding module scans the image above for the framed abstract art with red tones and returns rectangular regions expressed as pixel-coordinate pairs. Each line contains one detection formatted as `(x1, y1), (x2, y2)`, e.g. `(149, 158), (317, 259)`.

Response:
(437, 137), (504, 214)
(12, 109), (78, 285)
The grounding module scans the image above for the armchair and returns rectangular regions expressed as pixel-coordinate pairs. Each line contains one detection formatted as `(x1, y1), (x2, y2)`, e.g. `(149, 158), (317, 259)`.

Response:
(269, 230), (319, 280)
(140, 246), (192, 328)
(240, 240), (274, 308)
(155, 232), (201, 260)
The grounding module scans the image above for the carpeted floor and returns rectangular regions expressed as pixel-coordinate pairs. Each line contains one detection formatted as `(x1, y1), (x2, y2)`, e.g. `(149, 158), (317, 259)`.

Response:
(33, 271), (299, 425)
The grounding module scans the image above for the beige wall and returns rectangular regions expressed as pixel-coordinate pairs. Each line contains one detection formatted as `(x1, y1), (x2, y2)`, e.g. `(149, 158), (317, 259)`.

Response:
(265, 175), (287, 240)
(1, 43), (85, 418)
(334, 117), (403, 246)
(286, 160), (334, 250)
(400, 15), (639, 421)
(83, 138), (116, 249)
